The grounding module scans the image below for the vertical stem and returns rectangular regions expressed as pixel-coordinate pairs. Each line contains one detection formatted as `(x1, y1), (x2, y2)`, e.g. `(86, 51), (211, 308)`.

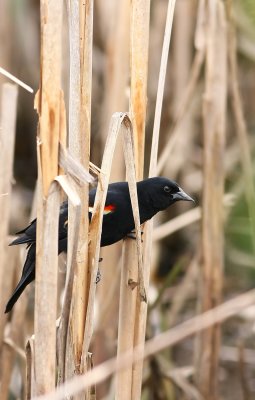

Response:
(79, 0), (93, 372)
(0, 83), (18, 347)
(96, 5), (130, 395)
(195, 1), (227, 398)
(67, 0), (93, 374)
(34, 182), (61, 394)
(26, 337), (35, 399)
(34, 0), (63, 394)
(65, 0), (82, 380)
(116, 1), (150, 399)
(129, 0), (150, 178)
(131, 1), (176, 399)
(0, 247), (21, 400)
(149, 0), (176, 177)
(0, 0), (11, 89)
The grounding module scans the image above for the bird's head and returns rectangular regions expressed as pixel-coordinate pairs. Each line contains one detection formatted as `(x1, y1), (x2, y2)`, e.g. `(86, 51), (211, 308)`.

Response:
(139, 177), (194, 212)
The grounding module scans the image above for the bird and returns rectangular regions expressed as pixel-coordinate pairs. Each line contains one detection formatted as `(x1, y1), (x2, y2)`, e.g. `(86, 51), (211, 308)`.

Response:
(5, 177), (194, 313)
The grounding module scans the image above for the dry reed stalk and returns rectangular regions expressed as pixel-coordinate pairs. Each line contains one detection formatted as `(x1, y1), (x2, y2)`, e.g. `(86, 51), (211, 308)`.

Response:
(83, 113), (143, 398)
(0, 246), (22, 400)
(117, 1), (175, 399)
(34, 0), (63, 394)
(3, 338), (26, 361)
(97, 2), (130, 366)
(153, 193), (235, 241)
(149, 0), (176, 177)
(22, 191), (38, 400)
(56, 175), (81, 385)
(0, 83), (18, 347)
(154, 207), (201, 241)
(127, 0), (150, 399)
(78, 0), (93, 374)
(100, 0), (130, 136)
(54, 169), (92, 389)
(195, 1), (227, 398)
(162, 0), (194, 179)
(96, 8), (129, 335)
(59, 145), (94, 186)
(66, 0), (84, 375)
(115, 1), (150, 398)
(0, 67), (33, 93)
(26, 337), (35, 399)
(0, 0), (10, 89)
(0, 83), (18, 399)
(227, 2), (255, 254)
(65, 0), (93, 380)
(32, 288), (255, 400)
(146, 0), (177, 288)
(156, 2), (205, 175)
(157, 49), (204, 174)
(116, 239), (138, 399)
(2, 187), (39, 397)
(34, 180), (61, 395)
(129, 0), (150, 177)
(82, 114), (144, 380)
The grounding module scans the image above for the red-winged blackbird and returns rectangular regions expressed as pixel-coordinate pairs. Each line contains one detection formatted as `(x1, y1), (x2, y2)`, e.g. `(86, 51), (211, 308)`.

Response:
(5, 177), (193, 313)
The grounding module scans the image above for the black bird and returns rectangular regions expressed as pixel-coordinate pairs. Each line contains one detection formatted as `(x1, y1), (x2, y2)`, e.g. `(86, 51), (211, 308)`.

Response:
(5, 177), (193, 313)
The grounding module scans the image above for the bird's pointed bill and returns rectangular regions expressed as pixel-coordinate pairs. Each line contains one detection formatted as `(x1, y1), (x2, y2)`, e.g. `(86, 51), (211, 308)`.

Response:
(172, 188), (194, 202)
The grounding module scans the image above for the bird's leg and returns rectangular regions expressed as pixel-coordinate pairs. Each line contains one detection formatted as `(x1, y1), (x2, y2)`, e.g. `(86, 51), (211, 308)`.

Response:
(95, 256), (103, 284)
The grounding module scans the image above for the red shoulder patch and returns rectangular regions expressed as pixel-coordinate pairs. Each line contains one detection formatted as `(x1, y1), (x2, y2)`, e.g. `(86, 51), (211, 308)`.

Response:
(89, 204), (116, 215)
(104, 204), (116, 214)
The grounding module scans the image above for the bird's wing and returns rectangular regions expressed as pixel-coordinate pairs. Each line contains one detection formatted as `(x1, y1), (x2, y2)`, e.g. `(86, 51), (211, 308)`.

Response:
(5, 243), (36, 313)
(10, 219), (37, 246)
(88, 184), (126, 216)
(10, 201), (69, 247)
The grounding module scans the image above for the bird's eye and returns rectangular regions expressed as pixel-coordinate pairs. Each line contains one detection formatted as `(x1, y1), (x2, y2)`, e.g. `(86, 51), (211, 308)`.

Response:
(164, 186), (171, 193)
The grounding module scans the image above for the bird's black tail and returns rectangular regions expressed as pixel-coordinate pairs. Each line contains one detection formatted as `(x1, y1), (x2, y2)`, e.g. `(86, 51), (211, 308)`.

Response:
(5, 244), (36, 313)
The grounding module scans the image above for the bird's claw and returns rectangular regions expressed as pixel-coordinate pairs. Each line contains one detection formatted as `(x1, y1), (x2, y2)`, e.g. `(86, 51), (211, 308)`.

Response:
(96, 268), (101, 284)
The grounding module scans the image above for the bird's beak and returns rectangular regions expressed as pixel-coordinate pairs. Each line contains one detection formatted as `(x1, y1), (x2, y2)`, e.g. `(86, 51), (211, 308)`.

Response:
(172, 188), (195, 203)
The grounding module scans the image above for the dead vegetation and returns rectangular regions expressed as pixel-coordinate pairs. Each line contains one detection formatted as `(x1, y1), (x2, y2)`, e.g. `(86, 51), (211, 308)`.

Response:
(0, 0), (255, 399)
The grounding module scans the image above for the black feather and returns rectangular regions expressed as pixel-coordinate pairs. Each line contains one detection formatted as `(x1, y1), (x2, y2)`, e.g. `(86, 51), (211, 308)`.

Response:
(5, 244), (36, 313)
(5, 177), (193, 312)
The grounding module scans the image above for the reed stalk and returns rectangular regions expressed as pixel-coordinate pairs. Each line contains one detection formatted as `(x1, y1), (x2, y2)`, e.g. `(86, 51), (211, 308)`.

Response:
(97, 3), (130, 367)
(33, 0), (63, 394)
(65, 0), (93, 384)
(78, 0), (93, 374)
(0, 247), (21, 400)
(115, 1), (150, 398)
(82, 114), (143, 368)
(33, 289), (255, 400)
(0, 83), (18, 346)
(127, 0), (176, 398)
(195, 1), (227, 398)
